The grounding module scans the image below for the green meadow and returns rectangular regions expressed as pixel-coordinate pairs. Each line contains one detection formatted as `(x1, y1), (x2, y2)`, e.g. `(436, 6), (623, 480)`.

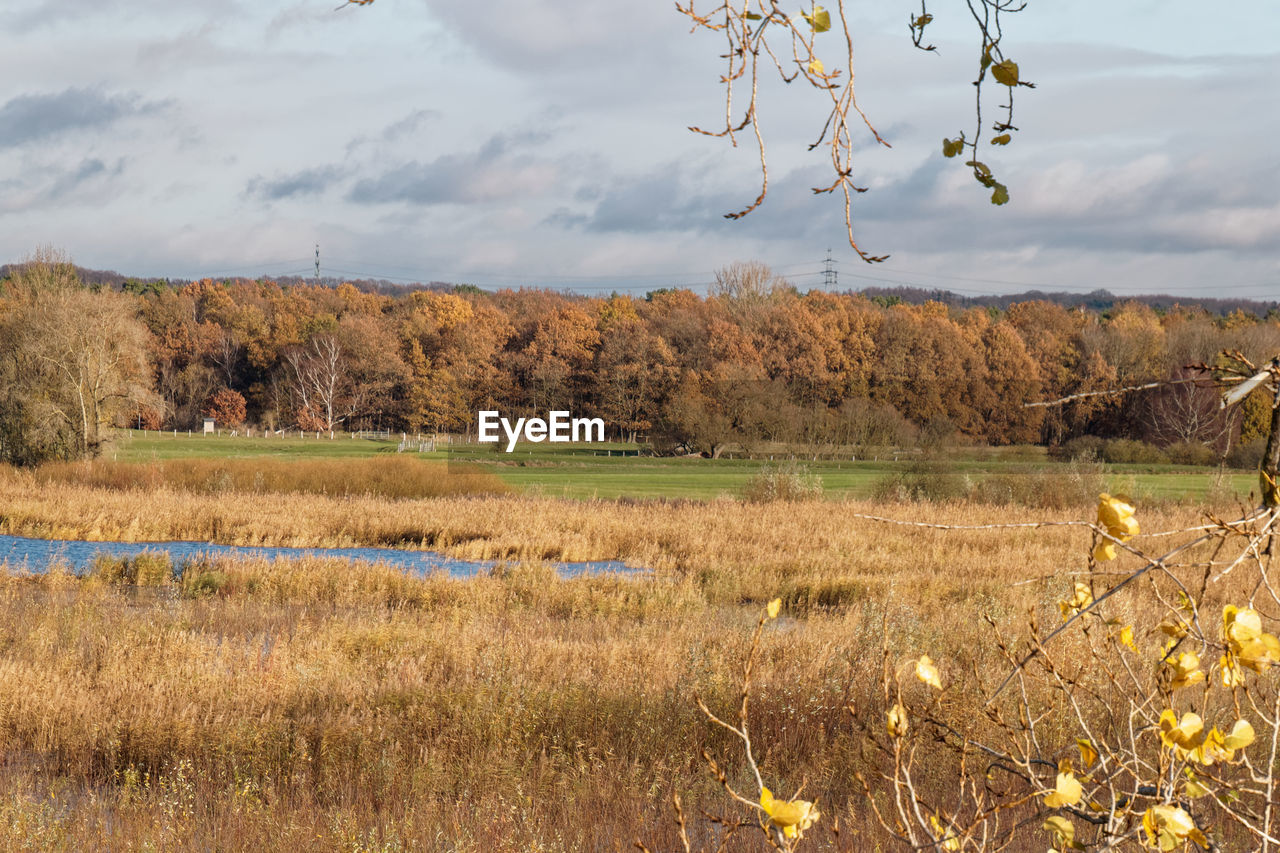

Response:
(102, 428), (1257, 503)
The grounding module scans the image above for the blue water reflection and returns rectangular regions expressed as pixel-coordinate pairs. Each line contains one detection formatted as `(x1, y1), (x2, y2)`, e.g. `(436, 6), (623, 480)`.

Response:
(0, 533), (633, 578)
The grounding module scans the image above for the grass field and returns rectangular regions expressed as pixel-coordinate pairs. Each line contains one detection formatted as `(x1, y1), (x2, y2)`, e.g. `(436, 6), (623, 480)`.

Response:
(103, 429), (1258, 503)
(1, 436), (1275, 849)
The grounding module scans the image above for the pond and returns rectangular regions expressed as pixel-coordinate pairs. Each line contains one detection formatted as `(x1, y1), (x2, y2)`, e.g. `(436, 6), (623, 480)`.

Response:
(0, 533), (634, 578)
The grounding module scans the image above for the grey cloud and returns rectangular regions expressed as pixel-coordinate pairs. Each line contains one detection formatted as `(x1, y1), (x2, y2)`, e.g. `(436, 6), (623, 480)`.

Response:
(344, 109), (440, 156)
(421, 0), (680, 72)
(348, 156), (478, 205)
(348, 132), (559, 205)
(0, 157), (125, 214)
(855, 148), (1280, 259)
(47, 158), (123, 201)
(247, 165), (348, 201)
(13, 0), (240, 33)
(0, 88), (166, 148)
(578, 169), (698, 233)
(382, 109), (438, 142)
(557, 162), (841, 240)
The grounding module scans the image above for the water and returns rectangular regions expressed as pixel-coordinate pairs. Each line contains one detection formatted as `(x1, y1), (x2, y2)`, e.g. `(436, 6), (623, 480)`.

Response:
(0, 533), (634, 579)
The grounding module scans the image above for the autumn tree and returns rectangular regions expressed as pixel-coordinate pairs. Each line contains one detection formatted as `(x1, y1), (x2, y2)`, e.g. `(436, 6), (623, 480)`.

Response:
(594, 304), (677, 442)
(977, 320), (1044, 445)
(139, 287), (223, 428)
(0, 248), (154, 463)
(203, 388), (247, 429)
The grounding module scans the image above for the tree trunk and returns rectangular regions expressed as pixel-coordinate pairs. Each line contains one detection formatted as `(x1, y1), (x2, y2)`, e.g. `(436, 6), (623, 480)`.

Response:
(1261, 385), (1280, 508)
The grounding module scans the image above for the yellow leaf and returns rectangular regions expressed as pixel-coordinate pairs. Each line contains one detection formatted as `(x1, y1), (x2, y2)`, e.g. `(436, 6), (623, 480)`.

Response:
(928, 815), (960, 851)
(1076, 738), (1098, 769)
(1159, 709), (1205, 752)
(807, 57), (824, 75)
(1224, 605), (1263, 644)
(1043, 769), (1083, 808)
(1170, 651), (1205, 690)
(1188, 727), (1233, 766)
(991, 59), (1020, 86)
(1143, 805), (1204, 851)
(1097, 493), (1139, 540)
(801, 6), (831, 33)
(1118, 624), (1137, 652)
(1092, 540), (1117, 562)
(991, 133), (1011, 145)
(1059, 582), (1093, 619)
(1043, 815), (1075, 846)
(766, 598), (781, 619)
(886, 703), (908, 738)
(760, 786), (820, 839)
(1183, 770), (1210, 798)
(1225, 718), (1255, 751)
(1221, 654), (1246, 687)
(915, 655), (942, 690)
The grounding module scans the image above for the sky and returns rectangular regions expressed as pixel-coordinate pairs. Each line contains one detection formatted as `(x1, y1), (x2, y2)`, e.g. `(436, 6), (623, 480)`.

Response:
(2, 0), (1277, 298)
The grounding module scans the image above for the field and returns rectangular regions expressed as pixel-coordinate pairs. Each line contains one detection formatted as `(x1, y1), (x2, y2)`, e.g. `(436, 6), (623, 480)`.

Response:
(0, 439), (1272, 850)
(104, 429), (1259, 503)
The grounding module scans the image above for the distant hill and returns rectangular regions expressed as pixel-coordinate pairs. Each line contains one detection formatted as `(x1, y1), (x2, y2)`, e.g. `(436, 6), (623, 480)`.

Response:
(854, 285), (1278, 317)
(2, 263), (1274, 316)
(0, 264), (454, 297)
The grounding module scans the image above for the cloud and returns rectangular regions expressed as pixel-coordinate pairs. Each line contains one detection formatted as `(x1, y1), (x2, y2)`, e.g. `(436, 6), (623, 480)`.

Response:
(347, 132), (561, 206)
(344, 109), (441, 156)
(555, 161), (847, 241)
(0, 88), (167, 148)
(247, 165), (348, 201)
(420, 0), (681, 72)
(852, 143), (1280, 260)
(0, 157), (125, 214)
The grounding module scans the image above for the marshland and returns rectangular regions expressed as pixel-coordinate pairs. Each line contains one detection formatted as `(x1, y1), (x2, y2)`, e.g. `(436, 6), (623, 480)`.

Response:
(0, 451), (1265, 851)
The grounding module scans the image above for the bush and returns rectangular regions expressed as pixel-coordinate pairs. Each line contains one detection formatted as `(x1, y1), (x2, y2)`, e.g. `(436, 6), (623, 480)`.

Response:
(871, 462), (970, 503)
(1163, 441), (1218, 466)
(1050, 436), (1172, 465)
(1226, 438), (1266, 470)
(1049, 435), (1106, 462)
(970, 461), (1107, 510)
(1098, 438), (1168, 465)
(741, 461), (823, 502)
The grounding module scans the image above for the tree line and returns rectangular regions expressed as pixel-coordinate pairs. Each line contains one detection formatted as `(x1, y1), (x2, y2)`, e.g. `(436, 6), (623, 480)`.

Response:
(2, 252), (1277, 464)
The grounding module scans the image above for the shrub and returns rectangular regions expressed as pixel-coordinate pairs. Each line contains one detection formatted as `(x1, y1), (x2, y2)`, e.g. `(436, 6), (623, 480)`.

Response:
(1098, 438), (1168, 465)
(742, 461), (823, 502)
(871, 462), (970, 503)
(1226, 438), (1266, 470)
(1049, 435), (1105, 462)
(970, 460), (1106, 510)
(1050, 436), (1171, 465)
(1163, 440), (1218, 466)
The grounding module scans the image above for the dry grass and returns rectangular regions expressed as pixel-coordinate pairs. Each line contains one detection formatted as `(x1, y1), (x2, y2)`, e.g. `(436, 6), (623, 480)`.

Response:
(0, 469), (1235, 849)
(32, 457), (510, 500)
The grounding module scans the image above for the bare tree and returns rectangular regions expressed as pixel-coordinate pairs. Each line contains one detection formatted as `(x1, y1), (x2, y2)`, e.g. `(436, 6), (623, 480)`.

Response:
(1145, 366), (1239, 450)
(283, 334), (354, 431)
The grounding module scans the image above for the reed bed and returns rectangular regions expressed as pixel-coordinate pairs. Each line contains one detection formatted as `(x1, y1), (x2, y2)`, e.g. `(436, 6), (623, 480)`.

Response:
(0, 470), (1239, 849)
(32, 457), (510, 500)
